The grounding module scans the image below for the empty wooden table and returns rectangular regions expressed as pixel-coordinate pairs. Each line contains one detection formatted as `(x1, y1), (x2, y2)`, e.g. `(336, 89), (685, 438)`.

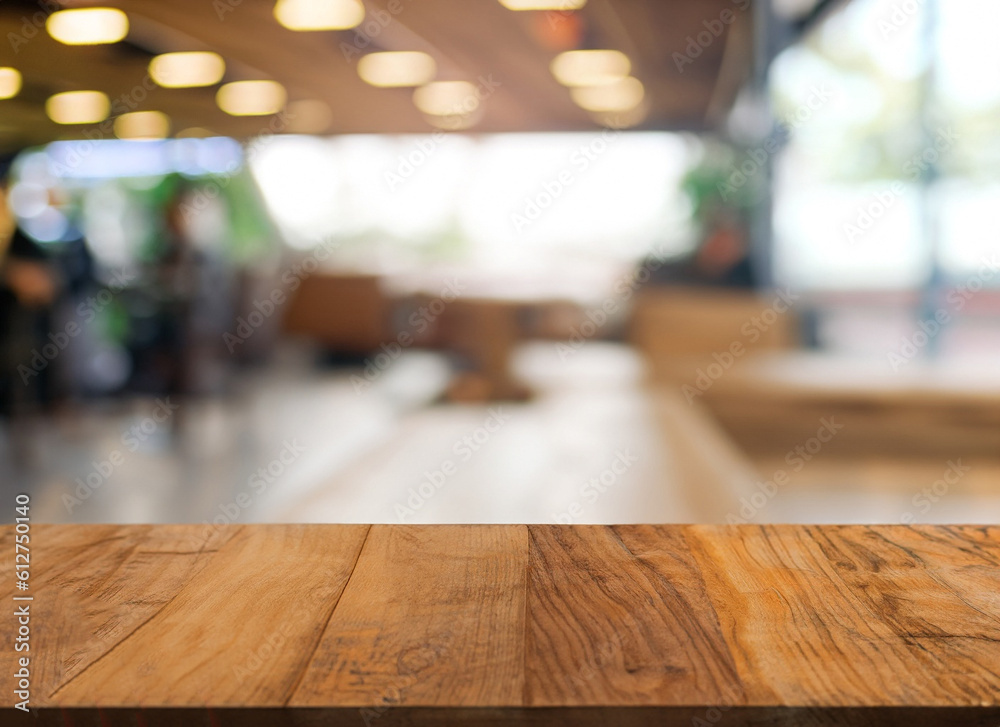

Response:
(2, 524), (999, 725)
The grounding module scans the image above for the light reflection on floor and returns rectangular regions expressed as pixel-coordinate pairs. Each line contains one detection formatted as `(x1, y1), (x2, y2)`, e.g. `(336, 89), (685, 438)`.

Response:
(2, 343), (999, 526)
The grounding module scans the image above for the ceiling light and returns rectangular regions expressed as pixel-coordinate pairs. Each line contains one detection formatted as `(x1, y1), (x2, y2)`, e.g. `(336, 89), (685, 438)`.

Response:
(551, 49), (630, 87)
(46, 91), (111, 124)
(285, 99), (334, 133)
(274, 0), (364, 30)
(570, 76), (644, 112)
(46, 8), (129, 46)
(588, 100), (648, 129)
(358, 52), (436, 88)
(0, 68), (22, 100)
(114, 111), (170, 140)
(149, 52), (226, 88)
(413, 81), (480, 117)
(216, 80), (287, 116)
(499, 0), (586, 9)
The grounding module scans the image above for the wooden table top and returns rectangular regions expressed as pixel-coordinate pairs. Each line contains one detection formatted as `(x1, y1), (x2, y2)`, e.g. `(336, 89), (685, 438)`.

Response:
(3, 524), (999, 725)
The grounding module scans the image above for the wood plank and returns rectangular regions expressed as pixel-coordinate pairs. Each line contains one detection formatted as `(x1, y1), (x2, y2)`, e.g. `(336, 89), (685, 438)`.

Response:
(0, 524), (237, 702)
(289, 524), (528, 707)
(525, 525), (743, 706)
(2, 523), (998, 726)
(48, 524), (369, 706)
(685, 524), (1000, 707)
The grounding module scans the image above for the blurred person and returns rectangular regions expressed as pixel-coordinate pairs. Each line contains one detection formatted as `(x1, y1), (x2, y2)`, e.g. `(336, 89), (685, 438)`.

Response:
(646, 208), (757, 289)
(0, 175), (59, 418)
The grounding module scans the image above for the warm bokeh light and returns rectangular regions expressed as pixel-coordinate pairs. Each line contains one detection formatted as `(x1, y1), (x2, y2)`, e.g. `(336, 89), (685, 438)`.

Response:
(216, 80), (287, 116)
(46, 8), (129, 46)
(0, 67), (22, 100)
(45, 90), (111, 124)
(114, 111), (171, 140)
(551, 49), (631, 87)
(358, 52), (436, 88)
(274, 0), (364, 30)
(149, 52), (226, 89)
(413, 81), (480, 117)
(499, 0), (586, 9)
(570, 76), (644, 112)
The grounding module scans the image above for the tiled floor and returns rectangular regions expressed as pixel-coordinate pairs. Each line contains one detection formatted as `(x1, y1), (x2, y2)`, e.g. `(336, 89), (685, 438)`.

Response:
(3, 342), (999, 525)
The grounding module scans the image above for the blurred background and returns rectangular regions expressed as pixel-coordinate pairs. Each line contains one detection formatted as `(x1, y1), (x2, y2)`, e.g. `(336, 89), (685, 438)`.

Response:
(1, 0), (998, 525)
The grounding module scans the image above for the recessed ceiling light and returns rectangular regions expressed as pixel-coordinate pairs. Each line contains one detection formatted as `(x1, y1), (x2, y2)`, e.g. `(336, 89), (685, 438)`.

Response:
(274, 0), (364, 30)
(551, 49), (630, 87)
(570, 76), (644, 112)
(358, 52), (436, 88)
(216, 80), (287, 116)
(114, 111), (170, 140)
(589, 100), (648, 129)
(0, 68), (22, 100)
(46, 8), (129, 46)
(499, 0), (586, 9)
(413, 81), (480, 117)
(46, 90), (111, 124)
(149, 52), (226, 88)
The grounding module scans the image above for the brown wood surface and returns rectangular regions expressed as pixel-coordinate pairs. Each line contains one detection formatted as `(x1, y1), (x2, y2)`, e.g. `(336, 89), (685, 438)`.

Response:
(2, 524), (999, 725)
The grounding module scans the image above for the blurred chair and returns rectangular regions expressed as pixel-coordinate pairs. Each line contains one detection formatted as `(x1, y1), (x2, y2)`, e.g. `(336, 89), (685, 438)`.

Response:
(283, 273), (389, 354)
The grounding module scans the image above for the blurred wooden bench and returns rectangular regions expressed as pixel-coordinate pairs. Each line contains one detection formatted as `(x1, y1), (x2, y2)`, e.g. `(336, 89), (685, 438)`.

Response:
(629, 286), (798, 383)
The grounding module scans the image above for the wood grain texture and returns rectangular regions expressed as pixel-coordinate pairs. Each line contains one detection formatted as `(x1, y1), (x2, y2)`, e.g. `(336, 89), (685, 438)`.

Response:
(290, 525), (528, 707)
(0, 524), (237, 701)
(525, 525), (742, 706)
(44, 524), (369, 706)
(2, 523), (999, 725)
(685, 525), (1000, 707)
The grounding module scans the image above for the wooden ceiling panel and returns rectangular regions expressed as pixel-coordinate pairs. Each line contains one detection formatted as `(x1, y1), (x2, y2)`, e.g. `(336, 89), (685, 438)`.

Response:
(0, 0), (751, 153)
